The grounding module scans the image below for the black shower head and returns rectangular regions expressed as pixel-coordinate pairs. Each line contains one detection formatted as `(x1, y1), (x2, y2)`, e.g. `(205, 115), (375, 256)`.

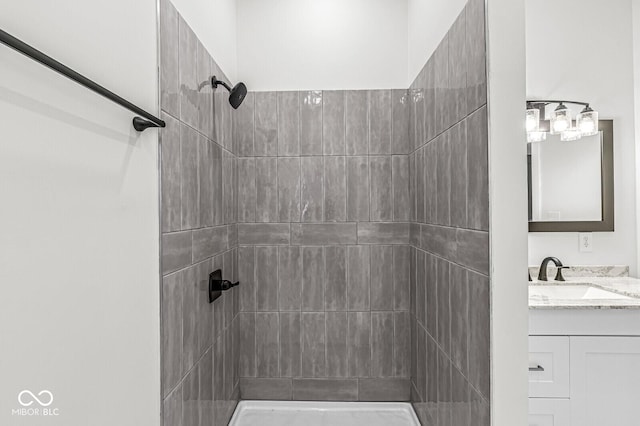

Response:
(211, 76), (247, 109)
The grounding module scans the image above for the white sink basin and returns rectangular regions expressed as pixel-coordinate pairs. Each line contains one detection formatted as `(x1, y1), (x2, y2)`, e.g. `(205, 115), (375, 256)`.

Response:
(529, 285), (632, 301)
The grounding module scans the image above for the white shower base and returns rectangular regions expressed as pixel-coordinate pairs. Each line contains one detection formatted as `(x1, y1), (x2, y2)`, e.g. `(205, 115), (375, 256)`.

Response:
(229, 400), (420, 426)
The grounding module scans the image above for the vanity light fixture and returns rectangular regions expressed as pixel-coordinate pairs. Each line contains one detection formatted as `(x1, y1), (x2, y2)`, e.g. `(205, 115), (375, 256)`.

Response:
(550, 103), (571, 135)
(577, 105), (599, 136)
(525, 100), (599, 142)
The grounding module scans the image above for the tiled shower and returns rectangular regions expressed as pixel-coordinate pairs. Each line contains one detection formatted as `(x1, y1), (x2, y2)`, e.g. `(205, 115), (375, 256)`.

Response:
(159, 0), (490, 424)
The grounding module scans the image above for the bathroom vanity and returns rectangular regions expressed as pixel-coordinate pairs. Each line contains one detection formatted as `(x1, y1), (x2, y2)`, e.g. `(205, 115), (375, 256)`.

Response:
(528, 271), (640, 426)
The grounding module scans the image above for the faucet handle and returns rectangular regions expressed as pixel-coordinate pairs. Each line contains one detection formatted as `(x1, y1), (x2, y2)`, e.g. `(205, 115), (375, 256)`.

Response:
(554, 266), (569, 282)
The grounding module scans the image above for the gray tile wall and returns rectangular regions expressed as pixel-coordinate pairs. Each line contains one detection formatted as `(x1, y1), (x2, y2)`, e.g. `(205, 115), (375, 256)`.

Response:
(160, 0), (240, 425)
(234, 89), (413, 401)
(408, 0), (490, 425)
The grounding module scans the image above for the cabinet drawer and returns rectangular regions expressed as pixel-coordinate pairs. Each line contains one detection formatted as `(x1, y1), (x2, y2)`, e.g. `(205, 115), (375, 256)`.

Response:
(529, 398), (571, 426)
(529, 336), (570, 398)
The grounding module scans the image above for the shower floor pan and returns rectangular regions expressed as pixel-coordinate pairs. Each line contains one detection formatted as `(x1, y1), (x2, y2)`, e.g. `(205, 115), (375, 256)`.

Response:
(229, 400), (420, 426)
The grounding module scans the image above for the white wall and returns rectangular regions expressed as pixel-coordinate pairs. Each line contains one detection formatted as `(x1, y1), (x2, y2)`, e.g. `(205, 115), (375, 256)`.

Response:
(407, 0), (466, 83)
(487, 0), (530, 424)
(0, 1), (160, 425)
(172, 0), (238, 81)
(236, 0), (408, 91)
(526, 0), (638, 275)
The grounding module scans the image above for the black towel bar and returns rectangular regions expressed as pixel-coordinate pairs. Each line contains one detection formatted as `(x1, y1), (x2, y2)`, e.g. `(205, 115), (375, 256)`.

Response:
(0, 28), (165, 132)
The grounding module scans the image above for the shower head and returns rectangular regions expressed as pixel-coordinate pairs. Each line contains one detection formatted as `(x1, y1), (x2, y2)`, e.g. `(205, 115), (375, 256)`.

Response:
(211, 76), (247, 109)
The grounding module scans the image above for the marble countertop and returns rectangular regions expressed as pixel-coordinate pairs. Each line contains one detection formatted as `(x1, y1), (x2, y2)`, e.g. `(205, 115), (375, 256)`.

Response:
(529, 277), (640, 310)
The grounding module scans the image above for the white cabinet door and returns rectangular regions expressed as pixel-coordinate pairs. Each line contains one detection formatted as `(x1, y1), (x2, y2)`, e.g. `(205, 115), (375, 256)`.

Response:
(529, 398), (571, 426)
(571, 337), (640, 426)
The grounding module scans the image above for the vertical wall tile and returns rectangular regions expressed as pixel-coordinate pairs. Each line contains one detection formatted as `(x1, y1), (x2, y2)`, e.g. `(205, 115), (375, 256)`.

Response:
(347, 312), (371, 377)
(425, 142), (437, 223)
(301, 157), (324, 222)
(254, 92), (278, 156)
(178, 17), (198, 129)
(346, 90), (369, 155)
(392, 89), (410, 154)
(323, 91), (346, 155)
(277, 157), (301, 222)
(255, 157), (278, 222)
(256, 312), (280, 377)
(180, 123), (199, 229)
(370, 156), (393, 222)
(302, 247), (325, 311)
(163, 384), (183, 426)
(466, 107), (489, 231)
(416, 328), (426, 399)
(326, 312), (348, 377)
(238, 158), (256, 222)
(436, 258), (451, 356)
(222, 151), (234, 224)
(213, 335), (225, 421)
(199, 347), (213, 423)
(436, 133), (451, 226)
(347, 246), (370, 311)
(239, 246), (255, 312)
(434, 35), (450, 136)
(414, 69), (426, 148)
(426, 335), (438, 403)
(346, 156), (370, 222)
(212, 143), (223, 225)
(369, 90), (392, 154)
(392, 155), (410, 222)
(196, 260), (213, 355)
(468, 271), (490, 400)
(302, 312), (326, 377)
(238, 312), (256, 378)
(425, 56), (437, 143)
(394, 245), (410, 311)
(278, 91), (300, 156)
(278, 246), (302, 311)
(394, 311), (410, 377)
(255, 246), (278, 311)
(450, 122), (468, 228)
(449, 10), (468, 123)
(182, 266), (198, 372)
(196, 41), (214, 138)
(452, 366), (471, 426)
(324, 246), (348, 311)
(450, 265), (469, 376)
(162, 272), (183, 397)
(466, 0), (487, 112)
(416, 250), (426, 327)
(280, 312), (302, 377)
(370, 246), (394, 311)
(160, 0), (179, 116)
(426, 254), (438, 338)
(438, 349), (453, 426)
(235, 92), (255, 157)
(198, 137), (213, 227)
(371, 312), (394, 377)
(182, 363), (199, 426)
(301, 91), (323, 155)
(161, 113), (181, 232)
(324, 156), (347, 221)
(416, 147), (425, 223)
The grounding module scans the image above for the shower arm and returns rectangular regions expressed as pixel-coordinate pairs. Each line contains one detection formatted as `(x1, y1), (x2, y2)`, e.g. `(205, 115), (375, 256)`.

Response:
(211, 76), (232, 92)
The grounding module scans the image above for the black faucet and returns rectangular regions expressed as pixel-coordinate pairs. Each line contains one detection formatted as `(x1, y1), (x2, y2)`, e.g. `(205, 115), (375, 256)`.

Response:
(537, 257), (569, 281)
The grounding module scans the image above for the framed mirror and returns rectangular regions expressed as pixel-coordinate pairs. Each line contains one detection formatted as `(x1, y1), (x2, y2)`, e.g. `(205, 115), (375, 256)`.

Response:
(528, 119), (614, 232)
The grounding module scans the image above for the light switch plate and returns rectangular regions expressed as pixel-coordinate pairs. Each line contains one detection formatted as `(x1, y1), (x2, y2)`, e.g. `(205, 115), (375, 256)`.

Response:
(579, 233), (593, 252)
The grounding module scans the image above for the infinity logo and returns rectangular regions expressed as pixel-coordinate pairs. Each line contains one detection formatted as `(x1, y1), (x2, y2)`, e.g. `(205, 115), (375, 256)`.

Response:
(18, 390), (54, 407)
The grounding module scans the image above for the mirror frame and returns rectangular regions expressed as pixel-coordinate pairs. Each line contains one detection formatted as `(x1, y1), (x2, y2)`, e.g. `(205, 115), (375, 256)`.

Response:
(528, 119), (614, 232)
